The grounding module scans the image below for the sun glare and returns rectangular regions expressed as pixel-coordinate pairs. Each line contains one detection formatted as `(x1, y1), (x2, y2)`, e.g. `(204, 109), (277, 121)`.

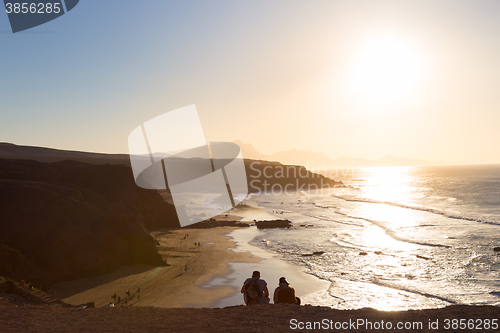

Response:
(348, 35), (424, 106)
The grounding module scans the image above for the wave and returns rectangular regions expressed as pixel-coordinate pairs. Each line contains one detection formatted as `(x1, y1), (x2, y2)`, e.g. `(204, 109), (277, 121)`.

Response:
(315, 275), (457, 306)
(293, 202), (450, 248)
(330, 194), (500, 226)
(253, 197), (453, 248)
(333, 210), (451, 248)
(369, 279), (458, 305)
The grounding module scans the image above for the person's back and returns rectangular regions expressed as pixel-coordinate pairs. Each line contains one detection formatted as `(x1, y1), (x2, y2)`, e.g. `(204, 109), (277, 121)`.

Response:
(241, 271), (270, 305)
(273, 277), (298, 304)
(276, 285), (297, 304)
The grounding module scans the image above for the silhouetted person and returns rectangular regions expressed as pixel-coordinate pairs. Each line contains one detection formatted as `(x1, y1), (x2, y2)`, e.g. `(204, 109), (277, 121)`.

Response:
(241, 271), (270, 305)
(273, 277), (299, 305)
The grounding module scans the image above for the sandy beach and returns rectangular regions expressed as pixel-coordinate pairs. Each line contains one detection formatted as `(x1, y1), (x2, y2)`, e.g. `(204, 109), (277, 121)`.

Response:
(49, 204), (324, 309)
(47, 203), (330, 309)
(50, 226), (260, 308)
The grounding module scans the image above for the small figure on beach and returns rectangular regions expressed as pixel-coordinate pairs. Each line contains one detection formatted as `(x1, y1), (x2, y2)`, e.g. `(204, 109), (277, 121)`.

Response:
(137, 293), (140, 300)
(124, 298), (128, 306)
(27, 282), (33, 290)
(197, 242), (200, 246)
(126, 290), (130, 297)
(273, 277), (300, 305)
(137, 287), (141, 294)
(108, 302), (114, 307)
(241, 271), (270, 305)
(112, 293), (117, 302)
(20, 280), (25, 287)
(117, 296), (121, 303)
(184, 265), (189, 271)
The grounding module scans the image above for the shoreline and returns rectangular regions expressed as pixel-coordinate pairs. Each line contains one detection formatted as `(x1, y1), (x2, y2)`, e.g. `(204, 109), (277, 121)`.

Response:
(203, 226), (330, 308)
(49, 204), (286, 308)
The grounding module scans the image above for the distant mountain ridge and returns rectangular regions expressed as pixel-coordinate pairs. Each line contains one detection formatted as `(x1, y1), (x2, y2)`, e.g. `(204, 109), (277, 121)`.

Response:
(233, 140), (445, 167)
(0, 142), (130, 165)
(1, 141), (445, 168)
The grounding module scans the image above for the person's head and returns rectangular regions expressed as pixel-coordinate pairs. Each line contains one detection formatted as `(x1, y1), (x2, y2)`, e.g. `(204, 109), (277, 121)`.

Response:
(279, 277), (289, 286)
(252, 271), (260, 278)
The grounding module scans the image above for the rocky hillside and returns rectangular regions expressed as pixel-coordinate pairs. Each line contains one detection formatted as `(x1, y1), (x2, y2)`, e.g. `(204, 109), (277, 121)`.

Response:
(0, 158), (179, 289)
(244, 160), (343, 193)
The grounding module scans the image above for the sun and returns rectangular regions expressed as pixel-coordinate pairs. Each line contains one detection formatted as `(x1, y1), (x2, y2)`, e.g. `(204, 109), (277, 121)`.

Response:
(347, 35), (424, 105)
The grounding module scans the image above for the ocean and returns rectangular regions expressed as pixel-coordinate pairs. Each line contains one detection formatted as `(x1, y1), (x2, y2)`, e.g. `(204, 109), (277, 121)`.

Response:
(244, 164), (500, 310)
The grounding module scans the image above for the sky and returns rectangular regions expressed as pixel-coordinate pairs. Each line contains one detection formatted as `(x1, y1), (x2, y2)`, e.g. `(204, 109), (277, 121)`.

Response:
(1, 0), (500, 165)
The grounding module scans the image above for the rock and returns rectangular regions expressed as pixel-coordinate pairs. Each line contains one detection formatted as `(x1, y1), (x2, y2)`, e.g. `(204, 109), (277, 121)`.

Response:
(184, 220), (249, 229)
(359, 252), (368, 256)
(493, 247), (500, 252)
(302, 251), (324, 257)
(374, 251), (382, 255)
(255, 220), (292, 229)
(416, 255), (430, 260)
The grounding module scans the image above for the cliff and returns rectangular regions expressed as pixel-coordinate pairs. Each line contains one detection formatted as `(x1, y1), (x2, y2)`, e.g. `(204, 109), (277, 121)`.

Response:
(0, 158), (179, 289)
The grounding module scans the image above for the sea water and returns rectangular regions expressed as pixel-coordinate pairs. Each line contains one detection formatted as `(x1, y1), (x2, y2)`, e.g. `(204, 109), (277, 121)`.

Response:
(244, 164), (500, 310)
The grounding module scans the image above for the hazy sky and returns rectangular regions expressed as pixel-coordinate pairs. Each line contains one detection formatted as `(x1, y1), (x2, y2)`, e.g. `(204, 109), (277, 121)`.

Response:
(1, 0), (500, 164)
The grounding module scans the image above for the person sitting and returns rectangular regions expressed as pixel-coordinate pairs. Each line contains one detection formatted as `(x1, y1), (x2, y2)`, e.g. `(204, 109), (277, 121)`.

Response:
(241, 270), (270, 305)
(273, 277), (299, 305)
